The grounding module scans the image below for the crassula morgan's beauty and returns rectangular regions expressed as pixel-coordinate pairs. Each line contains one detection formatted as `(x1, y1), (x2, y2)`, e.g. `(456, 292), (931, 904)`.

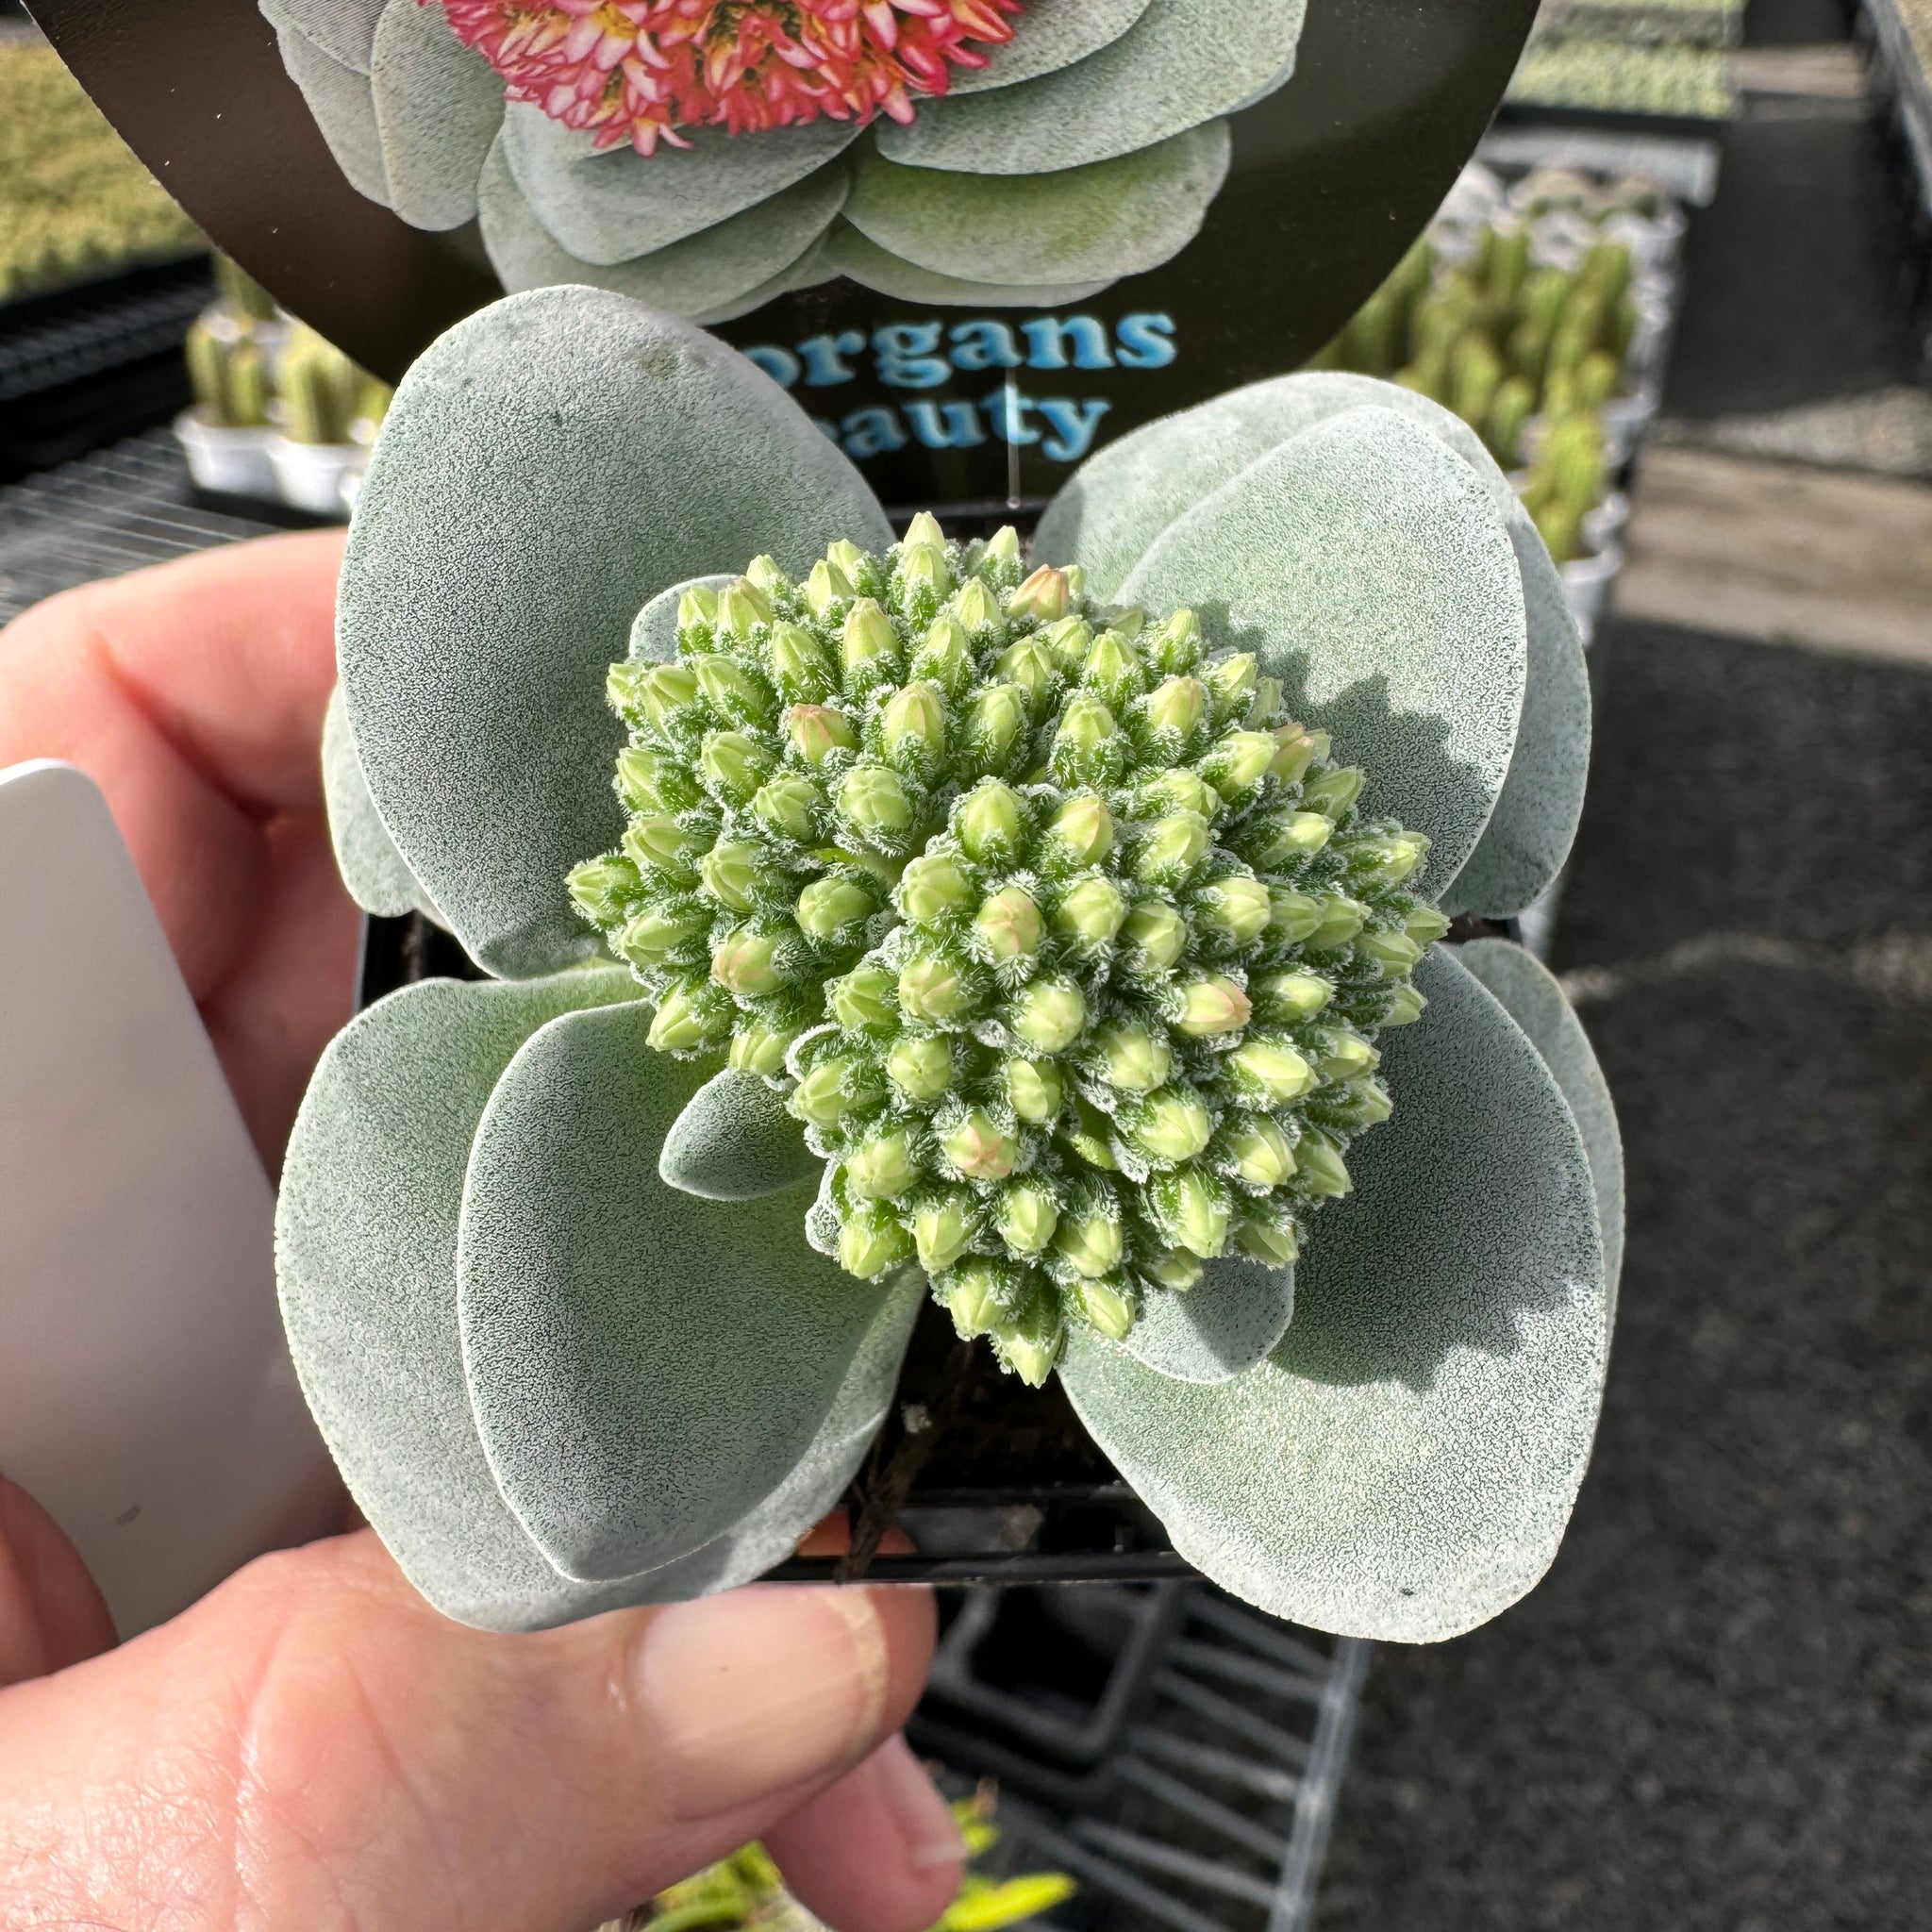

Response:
(258, 0), (1304, 312)
(567, 526), (1447, 1384)
(290, 287), (1621, 1646)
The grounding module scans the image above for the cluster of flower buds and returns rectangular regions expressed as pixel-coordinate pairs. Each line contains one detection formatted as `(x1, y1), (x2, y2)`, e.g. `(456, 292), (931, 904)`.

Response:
(569, 517), (1448, 1383)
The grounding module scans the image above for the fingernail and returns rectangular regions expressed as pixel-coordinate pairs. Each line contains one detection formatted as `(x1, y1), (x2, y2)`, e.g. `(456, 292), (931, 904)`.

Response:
(635, 1587), (890, 1822)
(874, 1734), (969, 1873)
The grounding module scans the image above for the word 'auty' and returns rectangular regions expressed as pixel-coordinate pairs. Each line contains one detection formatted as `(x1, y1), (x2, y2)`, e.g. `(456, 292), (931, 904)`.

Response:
(741, 313), (1177, 467)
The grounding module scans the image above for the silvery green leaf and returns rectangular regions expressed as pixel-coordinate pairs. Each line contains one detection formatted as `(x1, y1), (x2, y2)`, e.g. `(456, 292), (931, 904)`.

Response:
(338, 288), (893, 978)
(629, 575), (739, 665)
(691, 228), (841, 325)
(1059, 945), (1609, 1641)
(260, 0), (386, 73)
(842, 124), (1226, 285)
(321, 684), (440, 922)
(659, 1069), (822, 1202)
(1118, 406), (1527, 899)
(478, 136), (848, 314)
(275, 971), (648, 1632)
(1122, 1255), (1295, 1384)
(500, 100), (862, 266)
(457, 997), (904, 1581)
(821, 221), (1109, 308)
(875, 0), (1306, 175)
(369, 0), (503, 231)
(948, 0), (1156, 93)
(263, 1), (391, 205)
(1457, 939), (1624, 1307)
(1041, 373), (1588, 912)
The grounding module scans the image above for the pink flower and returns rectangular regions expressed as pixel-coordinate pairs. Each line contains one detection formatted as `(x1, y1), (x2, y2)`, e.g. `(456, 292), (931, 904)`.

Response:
(434, 0), (1022, 155)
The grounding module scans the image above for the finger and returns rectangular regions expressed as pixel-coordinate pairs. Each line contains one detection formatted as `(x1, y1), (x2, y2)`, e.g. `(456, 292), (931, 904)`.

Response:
(764, 1735), (967, 1932)
(0, 1529), (935, 1932)
(0, 1478), (115, 1690)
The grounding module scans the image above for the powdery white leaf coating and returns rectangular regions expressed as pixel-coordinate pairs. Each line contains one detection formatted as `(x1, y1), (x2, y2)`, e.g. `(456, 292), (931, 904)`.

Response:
(321, 684), (437, 921)
(1120, 407), (1527, 899)
(264, 2), (391, 206)
(1060, 944), (1609, 1641)
(457, 996), (899, 1582)
(949, 0), (1155, 93)
(261, 0), (387, 74)
(338, 287), (892, 978)
(875, 0), (1306, 176)
(1457, 939), (1624, 1308)
(501, 99), (863, 266)
(1121, 1255), (1296, 1386)
(476, 138), (846, 312)
(842, 124), (1227, 285)
(1038, 374), (1588, 914)
(659, 1069), (823, 1202)
(369, 0), (503, 231)
(819, 222), (1109, 308)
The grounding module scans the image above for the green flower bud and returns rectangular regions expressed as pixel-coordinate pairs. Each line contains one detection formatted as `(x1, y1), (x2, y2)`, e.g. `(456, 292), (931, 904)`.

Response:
(1151, 1166), (1230, 1258)
(623, 815), (702, 879)
(744, 554), (791, 598)
(1004, 1057), (1063, 1124)
(995, 1177), (1059, 1256)
(956, 780), (1028, 865)
(1176, 974), (1252, 1039)
(1248, 675), (1286, 727)
(795, 874), (875, 941)
(1358, 926), (1424, 974)
(1324, 1078), (1393, 1128)
(1270, 724), (1324, 783)
(899, 952), (978, 1024)
(1122, 1085), (1213, 1164)
(911, 613), (974, 697)
(625, 660), (700, 732)
(841, 598), (901, 683)
(1195, 874), (1273, 946)
(840, 1204), (912, 1279)
(1229, 1036), (1316, 1105)
(1056, 1198), (1124, 1279)
(728, 1017), (800, 1077)
(1009, 976), (1086, 1054)
(912, 1189), (978, 1273)
(567, 854), (641, 924)
(1136, 768), (1219, 821)
(1306, 895), (1368, 951)
(1052, 695), (1119, 783)
(1296, 1127), (1354, 1198)
(699, 839), (761, 914)
(1041, 615), (1093, 673)
(1314, 1027), (1379, 1083)
(712, 926), (788, 997)
(887, 1033), (954, 1106)
(1380, 982), (1427, 1026)
(1055, 876), (1129, 949)
(1091, 1021), (1171, 1095)
(942, 1108), (1021, 1182)
(1061, 1096), (1120, 1171)
(993, 635), (1058, 712)
(699, 729), (773, 804)
(1253, 969), (1333, 1021)
(1246, 811), (1334, 866)
(805, 558), (854, 617)
(1144, 675), (1208, 741)
(713, 578), (771, 640)
(616, 901), (709, 965)
(847, 1128), (921, 1201)
(1304, 765), (1367, 819)
(1406, 904), (1453, 946)
(836, 763), (916, 844)
(648, 983), (729, 1054)
(828, 962), (897, 1034)
(1268, 888), (1324, 941)
(994, 1310), (1065, 1389)
(981, 525), (1023, 578)
(616, 744), (698, 813)
(786, 702), (857, 765)
(1222, 1114), (1297, 1188)
(675, 582), (718, 643)
(1235, 1208), (1301, 1269)
(881, 681), (947, 767)
(974, 886), (1043, 964)
(1205, 652), (1259, 715)
(691, 653), (767, 719)
(1120, 898), (1189, 974)
(1074, 1276), (1137, 1342)
(963, 684), (1029, 768)
(1204, 729), (1276, 799)
(895, 542), (952, 606)
(1133, 811), (1211, 885)
(1082, 630), (1144, 707)
(1008, 564), (1070, 623)
(900, 853), (974, 924)
(1144, 608), (1203, 675)
(951, 576), (1003, 636)
(1346, 829), (1431, 888)
(792, 1053), (878, 1127)
(826, 539), (871, 583)
(1044, 793), (1114, 869)
(752, 774), (823, 844)
(941, 1257), (1008, 1337)
(903, 510), (945, 549)
(1141, 1250), (1204, 1292)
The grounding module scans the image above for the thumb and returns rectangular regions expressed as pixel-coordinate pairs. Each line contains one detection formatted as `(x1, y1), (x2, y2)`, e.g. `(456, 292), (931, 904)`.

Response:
(0, 1529), (936, 1931)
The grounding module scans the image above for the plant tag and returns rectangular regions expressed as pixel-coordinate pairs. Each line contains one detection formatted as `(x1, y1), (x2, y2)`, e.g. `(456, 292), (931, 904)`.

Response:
(0, 760), (341, 1638)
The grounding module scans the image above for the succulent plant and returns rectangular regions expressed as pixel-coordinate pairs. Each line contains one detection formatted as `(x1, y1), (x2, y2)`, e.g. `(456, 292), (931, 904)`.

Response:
(272, 324), (395, 445)
(258, 0), (1305, 315)
(185, 314), (273, 428)
(291, 286), (1619, 1644)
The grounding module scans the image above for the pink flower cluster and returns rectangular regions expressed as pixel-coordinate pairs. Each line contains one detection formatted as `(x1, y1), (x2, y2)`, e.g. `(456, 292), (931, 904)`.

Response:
(436, 0), (1024, 154)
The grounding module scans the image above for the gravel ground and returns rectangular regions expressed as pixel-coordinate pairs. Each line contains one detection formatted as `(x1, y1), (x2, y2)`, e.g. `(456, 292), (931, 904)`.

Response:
(1314, 621), (1932, 1929)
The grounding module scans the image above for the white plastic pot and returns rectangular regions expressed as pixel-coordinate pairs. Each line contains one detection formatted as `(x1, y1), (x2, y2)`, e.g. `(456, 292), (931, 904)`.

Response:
(174, 409), (277, 500)
(1561, 541), (1624, 647)
(267, 436), (360, 518)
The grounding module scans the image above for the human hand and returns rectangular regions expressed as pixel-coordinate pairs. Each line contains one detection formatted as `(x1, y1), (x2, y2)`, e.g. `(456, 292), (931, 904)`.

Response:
(0, 536), (964, 1931)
